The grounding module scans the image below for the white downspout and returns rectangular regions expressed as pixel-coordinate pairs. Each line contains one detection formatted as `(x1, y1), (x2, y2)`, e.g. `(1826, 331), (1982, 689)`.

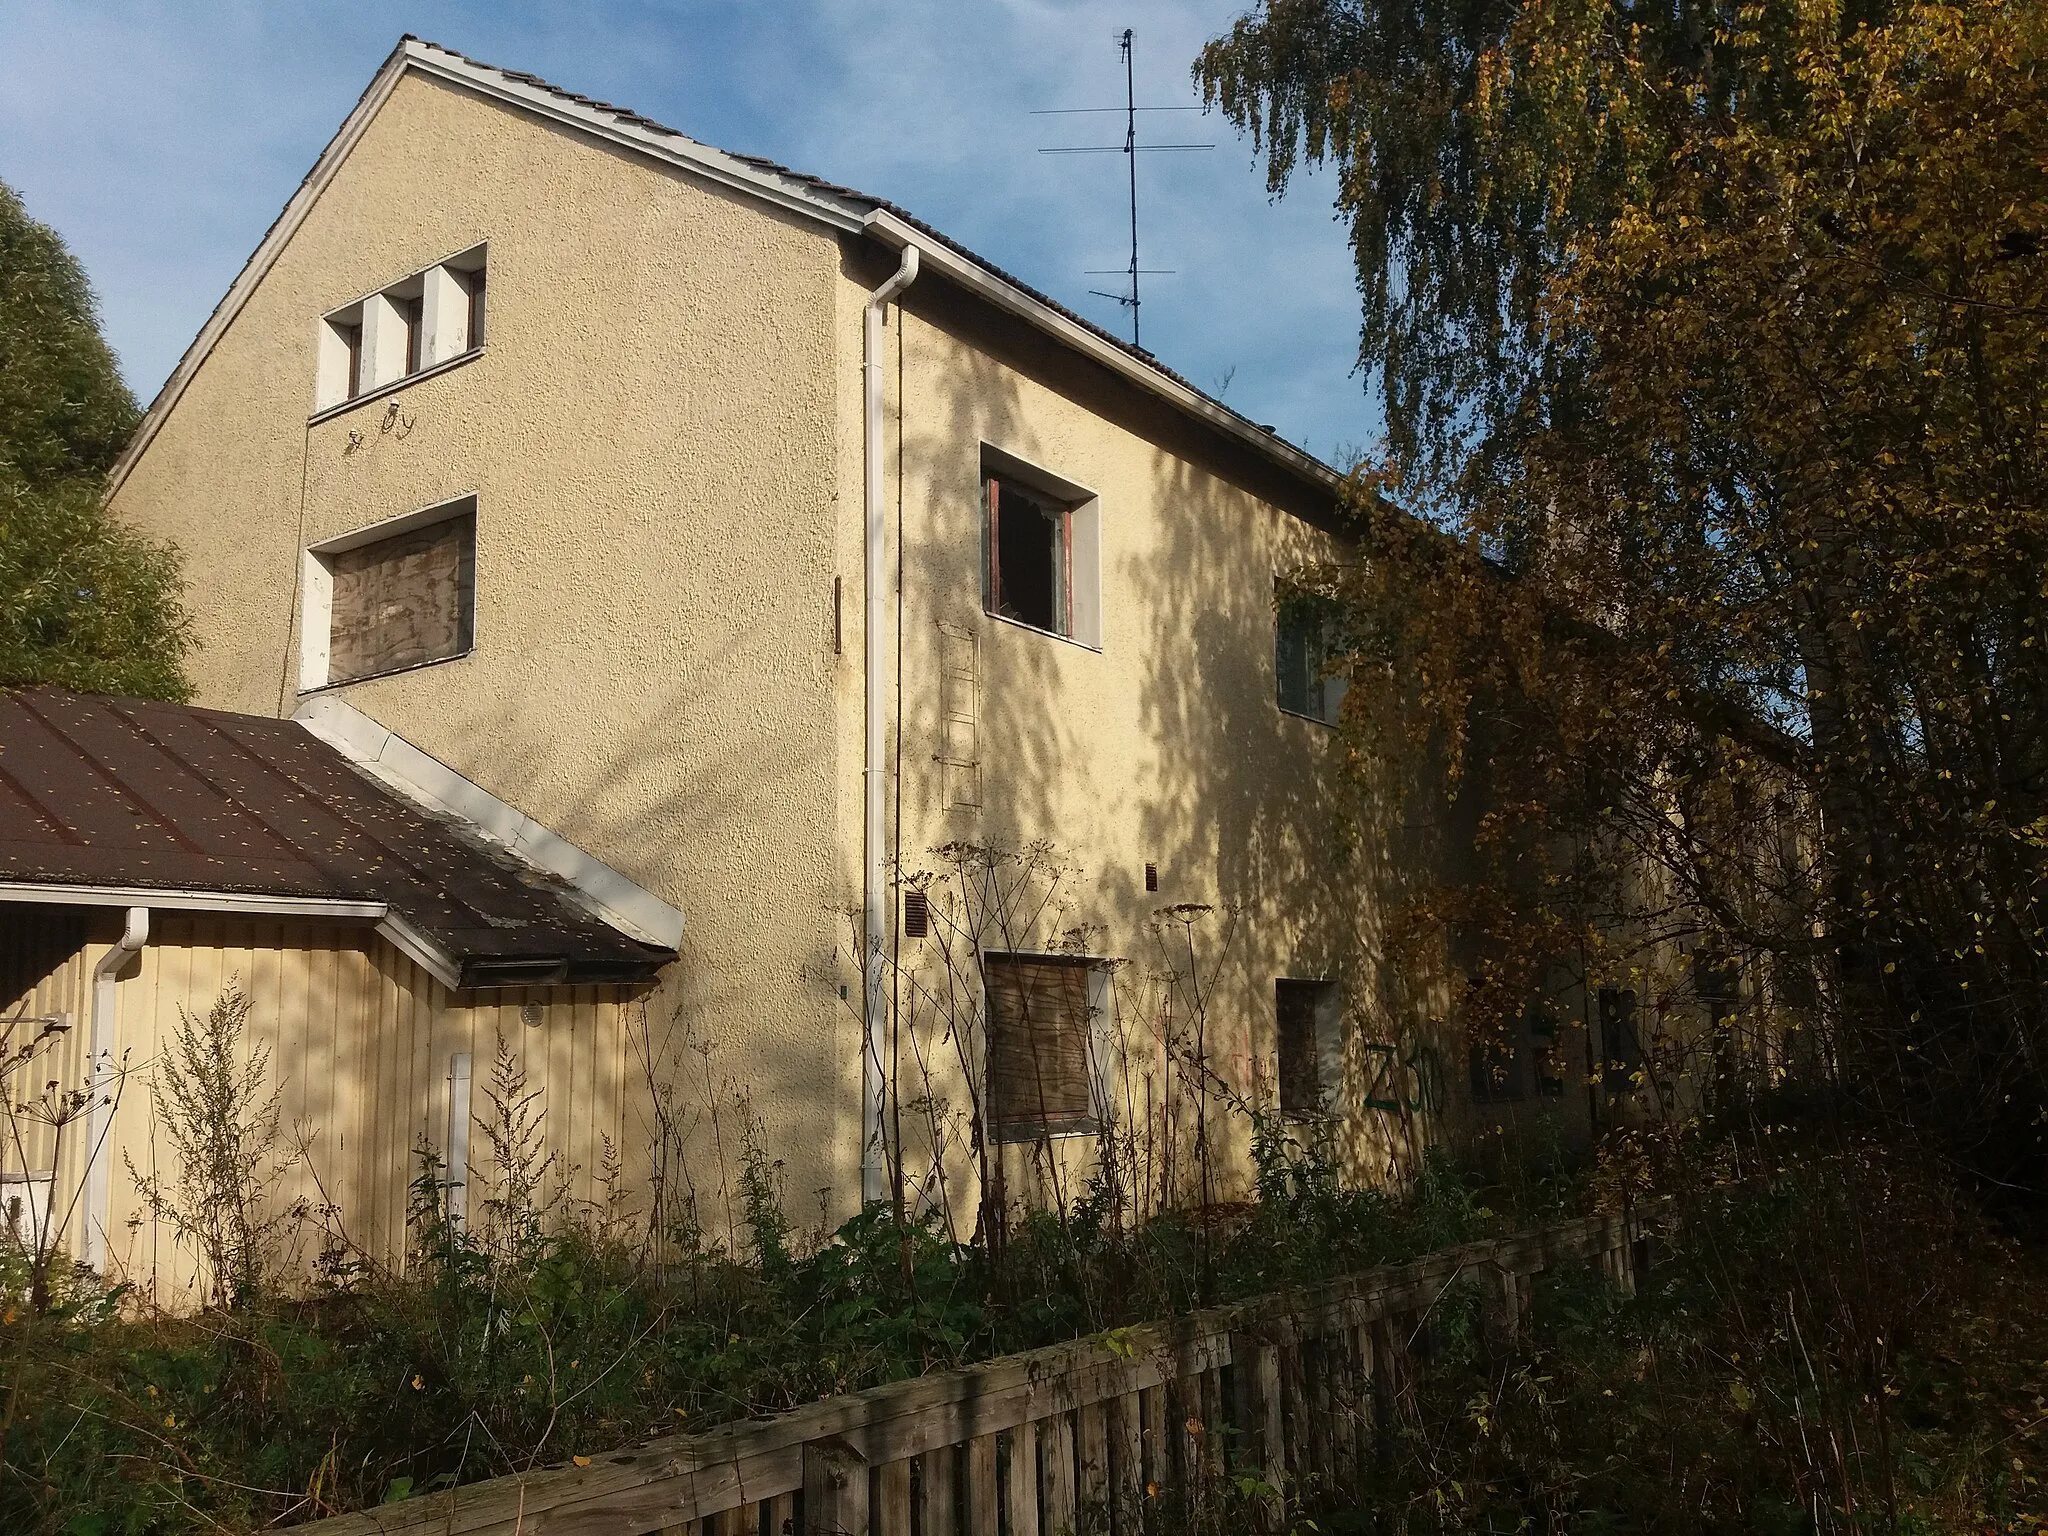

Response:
(862, 243), (918, 1206)
(84, 906), (148, 1271)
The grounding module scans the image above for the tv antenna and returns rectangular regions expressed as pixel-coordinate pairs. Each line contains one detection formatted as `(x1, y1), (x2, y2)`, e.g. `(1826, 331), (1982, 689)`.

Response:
(1036, 28), (1212, 349)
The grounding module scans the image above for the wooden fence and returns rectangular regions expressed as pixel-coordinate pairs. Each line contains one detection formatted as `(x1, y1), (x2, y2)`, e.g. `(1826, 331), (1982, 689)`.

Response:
(303, 1205), (1661, 1536)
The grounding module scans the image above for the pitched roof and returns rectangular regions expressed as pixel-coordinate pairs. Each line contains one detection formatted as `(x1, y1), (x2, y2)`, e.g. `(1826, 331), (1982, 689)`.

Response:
(0, 688), (674, 988)
(107, 37), (1350, 508)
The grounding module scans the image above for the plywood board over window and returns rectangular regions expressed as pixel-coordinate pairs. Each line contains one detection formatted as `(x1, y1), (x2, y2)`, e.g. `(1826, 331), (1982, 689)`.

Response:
(327, 508), (476, 685)
(986, 953), (1097, 1140)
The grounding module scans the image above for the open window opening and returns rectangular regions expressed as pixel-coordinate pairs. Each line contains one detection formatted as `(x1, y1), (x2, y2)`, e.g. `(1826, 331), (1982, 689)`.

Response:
(986, 952), (1108, 1140)
(1276, 977), (1343, 1116)
(316, 245), (487, 414)
(299, 496), (477, 691)
(979, 447), (1101, 648)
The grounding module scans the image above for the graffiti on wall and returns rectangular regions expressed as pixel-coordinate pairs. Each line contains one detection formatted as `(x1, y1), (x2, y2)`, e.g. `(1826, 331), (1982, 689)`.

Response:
(1361, 1040), (1447, 1116)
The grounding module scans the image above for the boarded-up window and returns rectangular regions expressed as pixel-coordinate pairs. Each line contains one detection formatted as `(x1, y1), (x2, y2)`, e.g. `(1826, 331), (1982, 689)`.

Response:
(986, 954), (1095, 1139)
(326, 508), (475, 685)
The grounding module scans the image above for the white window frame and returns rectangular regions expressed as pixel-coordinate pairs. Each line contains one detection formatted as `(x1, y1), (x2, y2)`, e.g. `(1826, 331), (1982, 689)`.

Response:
(297, 493), (478, 693)
(979, 444), (1103, 651)
(313, 244), (487, 418)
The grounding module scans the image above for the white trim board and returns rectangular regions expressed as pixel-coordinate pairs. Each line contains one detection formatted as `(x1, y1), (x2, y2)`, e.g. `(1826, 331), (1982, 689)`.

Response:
(293, 695), (685, 950)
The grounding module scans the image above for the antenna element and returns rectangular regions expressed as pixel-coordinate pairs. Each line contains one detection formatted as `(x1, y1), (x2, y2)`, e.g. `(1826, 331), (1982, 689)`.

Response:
(1038, 29), (1213, 348)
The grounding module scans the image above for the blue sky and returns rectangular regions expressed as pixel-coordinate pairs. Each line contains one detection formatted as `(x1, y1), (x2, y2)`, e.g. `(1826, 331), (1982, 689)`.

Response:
(0, 1), (1382, 467)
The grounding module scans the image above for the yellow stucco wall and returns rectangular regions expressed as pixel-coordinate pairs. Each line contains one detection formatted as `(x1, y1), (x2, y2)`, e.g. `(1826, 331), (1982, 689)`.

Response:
(107, 72), (864, 1231)
(828, 256), (1443, 1226)
(0, 908), (637, 1306)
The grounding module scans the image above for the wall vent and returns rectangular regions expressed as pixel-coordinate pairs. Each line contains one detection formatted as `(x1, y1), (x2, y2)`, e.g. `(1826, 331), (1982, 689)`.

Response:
(903, 889), (930, 939)
(1144, 862), (1159, 893)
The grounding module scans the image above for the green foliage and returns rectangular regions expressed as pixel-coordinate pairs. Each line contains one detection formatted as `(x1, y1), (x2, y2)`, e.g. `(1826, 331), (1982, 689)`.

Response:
(1215, 0), (2048, 1196)
(0, 1132), (1521, 1534)
(0, 177), (188, 698)
(0, 180), (136, 485)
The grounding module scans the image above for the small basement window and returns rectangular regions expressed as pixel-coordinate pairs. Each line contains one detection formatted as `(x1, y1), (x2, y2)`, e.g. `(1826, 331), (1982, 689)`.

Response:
(980, 448), (1101, 648)
(986, 952), (1104, 1140)
(1276, 977), (1342, 1116)
(1276, 582), (1348, 725)
(316, 245), (487, 414)
(300, 497), (477, 690)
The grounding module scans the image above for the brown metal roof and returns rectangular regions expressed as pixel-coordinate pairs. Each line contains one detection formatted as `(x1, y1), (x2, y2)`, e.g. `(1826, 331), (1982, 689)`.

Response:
(0, 688), (673, 987)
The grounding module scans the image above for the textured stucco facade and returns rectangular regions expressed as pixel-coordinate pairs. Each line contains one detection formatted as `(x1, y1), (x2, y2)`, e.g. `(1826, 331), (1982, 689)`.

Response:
(107, 50), (1596, 1240)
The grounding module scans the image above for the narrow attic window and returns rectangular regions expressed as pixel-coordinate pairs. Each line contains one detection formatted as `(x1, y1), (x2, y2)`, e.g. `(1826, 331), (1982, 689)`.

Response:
(980, 448), (1101, 648)
(300, 497), (477, 690)
(315, 245), (488, 414)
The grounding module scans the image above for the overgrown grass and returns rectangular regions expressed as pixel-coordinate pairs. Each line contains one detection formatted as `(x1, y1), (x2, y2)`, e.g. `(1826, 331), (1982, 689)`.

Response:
(1332, 1125), (2048, 1534)
(0, 1117), (1507, 1534)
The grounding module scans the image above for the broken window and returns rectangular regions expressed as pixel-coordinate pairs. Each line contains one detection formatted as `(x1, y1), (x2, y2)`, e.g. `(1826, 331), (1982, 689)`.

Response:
(319, 501), (476, 687)
(986, 953), (1098, 1140)
(1275, 583), (1347, 724)
(1276, 978), (1342, 1115)
(1468, 1031), (1522, 1102)
(1531, 1009), (1568, 1096)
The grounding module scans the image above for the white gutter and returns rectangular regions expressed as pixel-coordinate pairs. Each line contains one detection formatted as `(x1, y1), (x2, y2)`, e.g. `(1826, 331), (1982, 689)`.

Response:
(83, 907), (148, 1272)
(0, 883), (386, 920)
(861, 244), (918, 1207)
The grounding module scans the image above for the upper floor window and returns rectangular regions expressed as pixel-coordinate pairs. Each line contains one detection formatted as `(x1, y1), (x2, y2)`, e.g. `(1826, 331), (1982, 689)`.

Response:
(299, 497), (476, 691)
(1275, 582), (1347, 724)
(315, 246), (486, 414)
(980, 448), (1101, 649)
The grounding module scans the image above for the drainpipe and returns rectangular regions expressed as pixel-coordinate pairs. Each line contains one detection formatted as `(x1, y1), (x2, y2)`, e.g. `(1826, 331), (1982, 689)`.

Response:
(84, 906), (148, 1271)
(862, 243), (918, 1206)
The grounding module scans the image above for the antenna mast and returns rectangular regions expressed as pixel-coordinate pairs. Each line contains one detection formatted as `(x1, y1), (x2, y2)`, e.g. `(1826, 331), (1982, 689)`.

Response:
(1037, 29), (1212, 348)
(1120, 29), (1140, 348)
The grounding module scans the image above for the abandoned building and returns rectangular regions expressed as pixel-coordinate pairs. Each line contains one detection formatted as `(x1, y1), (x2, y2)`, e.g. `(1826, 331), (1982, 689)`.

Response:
(0, 39), (1650, 1298)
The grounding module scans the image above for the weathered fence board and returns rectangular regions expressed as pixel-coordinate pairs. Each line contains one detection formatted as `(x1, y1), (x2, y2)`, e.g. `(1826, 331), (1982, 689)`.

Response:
(295, 1207), (1661, 1536)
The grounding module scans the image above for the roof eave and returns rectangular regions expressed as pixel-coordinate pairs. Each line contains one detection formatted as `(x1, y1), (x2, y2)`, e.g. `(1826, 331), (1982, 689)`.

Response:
(107, 36), (1359, 515)
(858, 209), (1348, 503)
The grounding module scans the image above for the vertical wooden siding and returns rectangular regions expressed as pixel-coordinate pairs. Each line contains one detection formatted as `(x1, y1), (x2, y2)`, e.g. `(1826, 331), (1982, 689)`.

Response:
(0, 907), (96, 1251)
(3, 907), (640, 1307)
